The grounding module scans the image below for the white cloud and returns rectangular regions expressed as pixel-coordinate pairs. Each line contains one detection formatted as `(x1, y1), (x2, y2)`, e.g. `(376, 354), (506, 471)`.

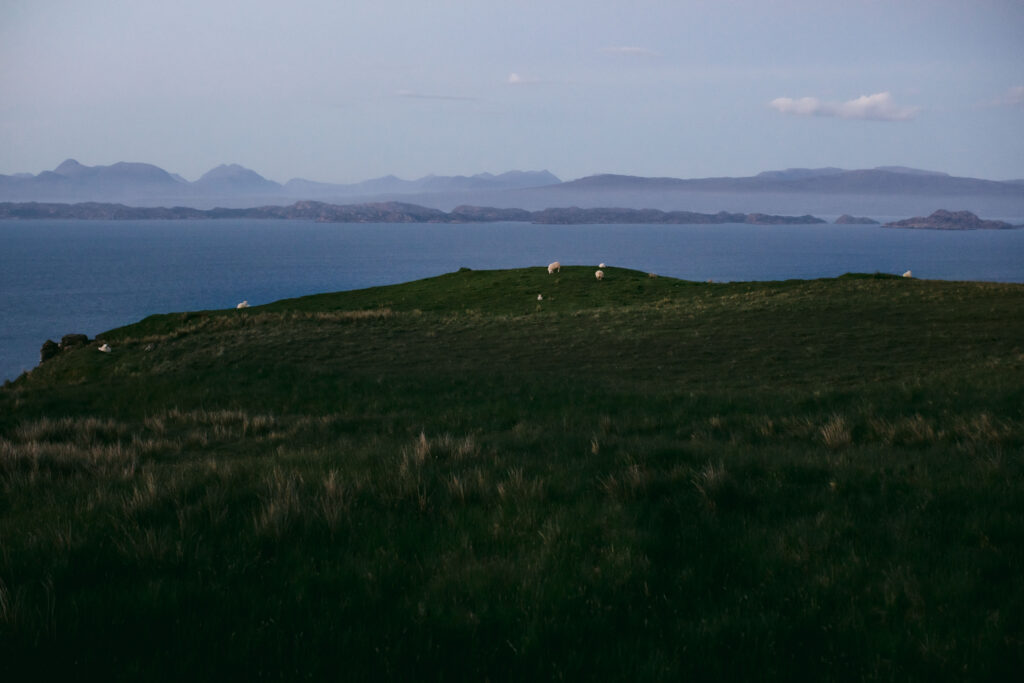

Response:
(770, 96), (822, 117)
(987, 85), (1024, 107)
(507, 72), (544, 85)
(602, 46), (659, 57)
(770, 91), (919, 121)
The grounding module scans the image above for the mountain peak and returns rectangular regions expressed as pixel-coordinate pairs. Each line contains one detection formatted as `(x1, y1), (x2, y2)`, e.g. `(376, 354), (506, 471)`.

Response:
(54, 159), (87, 176)
(197, 164), (280, 190)
(199, 163), (260, 180)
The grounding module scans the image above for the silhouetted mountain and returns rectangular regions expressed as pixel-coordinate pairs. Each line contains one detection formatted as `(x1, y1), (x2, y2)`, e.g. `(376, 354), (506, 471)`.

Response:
(1, 161), (1021, 218)
(548, 168), (1019, 196)
(520, 168), (1024, 218)
(194, 163), (283, 194)
(0, 159), (190, 203)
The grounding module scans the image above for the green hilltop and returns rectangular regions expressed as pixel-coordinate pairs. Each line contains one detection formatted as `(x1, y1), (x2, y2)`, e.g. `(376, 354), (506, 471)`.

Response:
(2, 267), (1023, 681)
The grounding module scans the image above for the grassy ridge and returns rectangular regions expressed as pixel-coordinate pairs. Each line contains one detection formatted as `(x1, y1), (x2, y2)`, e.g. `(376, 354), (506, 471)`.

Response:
(1, 267), (1023, 681)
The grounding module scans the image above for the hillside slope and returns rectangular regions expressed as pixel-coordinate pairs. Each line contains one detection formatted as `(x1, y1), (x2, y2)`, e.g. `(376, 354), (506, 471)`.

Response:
(2, 268), (1023, 681)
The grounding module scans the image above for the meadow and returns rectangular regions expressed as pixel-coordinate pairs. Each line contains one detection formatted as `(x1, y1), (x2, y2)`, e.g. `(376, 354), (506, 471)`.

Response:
(1, 266), (1022, 681)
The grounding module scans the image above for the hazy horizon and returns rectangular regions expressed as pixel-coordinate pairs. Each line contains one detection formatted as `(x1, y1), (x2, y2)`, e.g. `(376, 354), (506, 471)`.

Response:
(3, 1), (1023, 183)
(11, 158), (1024, 187)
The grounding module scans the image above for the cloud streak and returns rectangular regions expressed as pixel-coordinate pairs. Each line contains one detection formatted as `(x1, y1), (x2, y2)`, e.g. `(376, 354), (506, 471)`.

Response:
(987, 85), (1024, 107)
(395, 89), (477, 102)
(602, 46), (660, 58)
(770, 91), (919, 121)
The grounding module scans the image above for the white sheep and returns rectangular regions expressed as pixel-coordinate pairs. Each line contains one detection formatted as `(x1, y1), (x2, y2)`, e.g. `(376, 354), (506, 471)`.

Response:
(902, 270), (912, 278)
(236, 300), (250, 309)
(537, 294), (543, 301)
(547, 261), (561, 274)
(595, 270), (604, 280)
(98, 343), (111, 353)
(599, 262), (606, 268)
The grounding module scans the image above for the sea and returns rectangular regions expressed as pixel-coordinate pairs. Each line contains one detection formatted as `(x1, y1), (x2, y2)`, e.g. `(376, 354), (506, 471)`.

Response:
(3, 218), (1024, 382)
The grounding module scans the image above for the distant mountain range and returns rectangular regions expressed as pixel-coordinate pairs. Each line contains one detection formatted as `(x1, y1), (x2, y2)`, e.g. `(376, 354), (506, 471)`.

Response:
(0, 159), (561, 208)
(1, 160), (1022, 218)
(551, 167), (1019, 196)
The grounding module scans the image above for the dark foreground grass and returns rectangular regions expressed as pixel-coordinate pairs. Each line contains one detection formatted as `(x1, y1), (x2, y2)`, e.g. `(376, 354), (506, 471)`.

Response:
(1, 267), (1022, 681)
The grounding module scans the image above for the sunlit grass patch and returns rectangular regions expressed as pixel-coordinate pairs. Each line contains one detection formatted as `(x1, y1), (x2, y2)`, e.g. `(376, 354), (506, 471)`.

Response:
(14, 416), (129, 445)
(820, 414), (853, 450)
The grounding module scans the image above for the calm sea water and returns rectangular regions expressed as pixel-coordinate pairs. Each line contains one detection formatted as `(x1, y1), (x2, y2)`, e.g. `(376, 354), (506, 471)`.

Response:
(3, 218), (1024, 382)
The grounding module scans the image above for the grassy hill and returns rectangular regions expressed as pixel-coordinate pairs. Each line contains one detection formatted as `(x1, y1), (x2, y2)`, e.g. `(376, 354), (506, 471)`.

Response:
(2, 267), (1022, 681)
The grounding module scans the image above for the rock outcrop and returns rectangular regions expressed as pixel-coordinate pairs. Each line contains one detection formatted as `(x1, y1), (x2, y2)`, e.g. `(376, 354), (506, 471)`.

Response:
(60, 334), (90, 350)
(40, 334), (91, 364)
(40, 340), (60, 363)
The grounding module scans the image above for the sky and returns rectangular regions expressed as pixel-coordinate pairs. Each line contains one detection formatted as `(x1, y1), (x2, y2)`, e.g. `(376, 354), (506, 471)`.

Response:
(1, 0), (1023, 183)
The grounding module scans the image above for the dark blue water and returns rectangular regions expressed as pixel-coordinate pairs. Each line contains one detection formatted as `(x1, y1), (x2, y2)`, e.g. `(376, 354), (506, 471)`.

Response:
(3, 219), (1024, 382)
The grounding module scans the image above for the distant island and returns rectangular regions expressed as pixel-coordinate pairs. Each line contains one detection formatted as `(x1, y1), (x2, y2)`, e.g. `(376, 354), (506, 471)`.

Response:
(1, 201), (1020, 229)
(0, 201), (828, 225)
(835, 214), (879, 225)
(884, 209), (1018, 230)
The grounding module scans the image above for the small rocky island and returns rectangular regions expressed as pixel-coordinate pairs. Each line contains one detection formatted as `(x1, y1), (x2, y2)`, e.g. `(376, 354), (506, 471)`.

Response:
(834, 214), (879, 225)
(885, 209), (1019, 230)
(527, 207), (826, 225)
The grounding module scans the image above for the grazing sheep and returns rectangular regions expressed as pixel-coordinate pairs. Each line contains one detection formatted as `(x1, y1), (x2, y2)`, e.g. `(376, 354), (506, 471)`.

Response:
(647, 272), (658, 279)
(599, 263), (606, 268)
(595, 270), (605, 280)
(902, 270), (912, 278)
(537, 294), (543, 301)
(547, 261), (561, 274)
(236, 300), (249, 309)
(98, 343), (111, 353)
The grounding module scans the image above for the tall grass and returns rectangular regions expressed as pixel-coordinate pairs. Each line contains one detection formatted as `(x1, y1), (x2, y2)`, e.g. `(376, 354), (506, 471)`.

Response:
(1, 269), (1022, 681)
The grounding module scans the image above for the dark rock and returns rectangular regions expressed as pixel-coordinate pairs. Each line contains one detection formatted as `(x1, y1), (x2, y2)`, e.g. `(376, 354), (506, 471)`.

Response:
(835, 214), (879, 224)
(40, 339), (60, 362)
(60, 333), (89, 350)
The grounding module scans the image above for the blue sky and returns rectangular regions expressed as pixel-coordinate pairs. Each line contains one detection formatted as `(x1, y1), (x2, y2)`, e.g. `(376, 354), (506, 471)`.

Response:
(2, 0), (1022, 183)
